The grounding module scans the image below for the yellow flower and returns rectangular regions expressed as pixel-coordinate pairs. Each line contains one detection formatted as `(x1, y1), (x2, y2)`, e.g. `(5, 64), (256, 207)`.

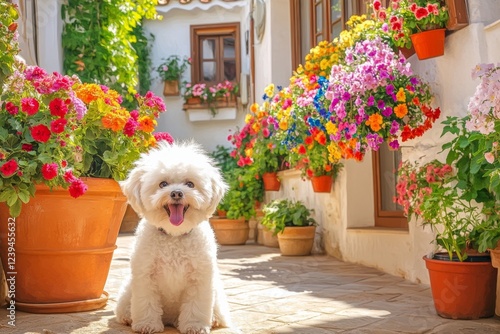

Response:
(245, 113), (254, 124)
(279, 119), (288, 130)
(245, 147), (253, 158)
(264, 84), (275, 98)
(325, 121), (338, 135)
(250, 103), (259, 114)
(396, 87), (406, 102)
(327, 142), (342, 163)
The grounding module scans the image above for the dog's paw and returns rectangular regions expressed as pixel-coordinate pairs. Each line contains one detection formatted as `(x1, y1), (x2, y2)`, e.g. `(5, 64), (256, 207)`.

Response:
(184, 327), (210, 334)
(116, 315), (132, 326)
(131, 320), (164, 334)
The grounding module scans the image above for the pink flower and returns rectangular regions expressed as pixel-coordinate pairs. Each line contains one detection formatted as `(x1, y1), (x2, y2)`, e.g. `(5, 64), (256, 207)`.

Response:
(41, 163), (58, 180)
(30, 124), (51, 143)
(5, 101), (19, 115)
(485, 152), (495, 164)
(49, 98), (68, 117)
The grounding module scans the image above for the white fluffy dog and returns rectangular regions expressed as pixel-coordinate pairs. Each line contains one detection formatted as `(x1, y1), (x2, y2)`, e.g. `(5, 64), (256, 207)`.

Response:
(115, 141), (232, 334)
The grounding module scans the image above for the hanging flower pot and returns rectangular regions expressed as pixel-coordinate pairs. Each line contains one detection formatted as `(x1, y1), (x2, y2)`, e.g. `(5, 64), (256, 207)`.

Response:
(410, 29), (446, 60)
(310, 175), (333, 193)
(163, 79), (180, 96)
(0, 178), (127, 313)
(262, 172), (281, 191)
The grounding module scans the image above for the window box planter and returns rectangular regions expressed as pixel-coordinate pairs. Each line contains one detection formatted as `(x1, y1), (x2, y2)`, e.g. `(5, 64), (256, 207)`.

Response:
(183, 95), (237, 121)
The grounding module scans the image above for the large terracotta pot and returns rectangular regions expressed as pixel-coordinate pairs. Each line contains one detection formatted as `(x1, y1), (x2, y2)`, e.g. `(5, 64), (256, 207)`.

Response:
(410, 28), (446, 60)
(209, 217), (248, 245)
(423, 254), (497, 319)
(262, 226), (279, 248)
(489, 241), (500, 317)
(310, 175), (333, 193)
(0, 177), (127, 313)
(277, 226), (316, 256)
(262, 172), (281, 191)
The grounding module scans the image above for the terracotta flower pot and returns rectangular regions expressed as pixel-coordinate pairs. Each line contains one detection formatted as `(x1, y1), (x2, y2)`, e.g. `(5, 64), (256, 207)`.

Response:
(423, 254), (497, 319)
(163, 79), (180, 96)
(277, 226), (316, 256)
(262, 226), (279, 248)
(209, 217), (248, 245)
(310, 175), (333, 193)
(410, 28), (446, 60)
(489, 242), (500, 317)
(0, 177), (127, 313)
(262, 172), (281, 191)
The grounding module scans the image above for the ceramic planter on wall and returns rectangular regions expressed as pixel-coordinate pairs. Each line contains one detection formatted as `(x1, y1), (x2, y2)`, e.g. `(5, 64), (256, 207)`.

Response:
(310, 175), (333, 193)
(262, 172), (281, 191)
(423, 254), (497, 319)
(163, 79), (180, 96)
(277, 226), (316, 256)
(0, 178), (127, 313)
(410, 29), (446, 60)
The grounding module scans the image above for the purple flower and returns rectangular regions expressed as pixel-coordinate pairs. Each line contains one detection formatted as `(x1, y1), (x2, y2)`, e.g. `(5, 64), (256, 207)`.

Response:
(366, 133), (384, 150)
(390, 120), (400, 135)
(382, 107), (393, 117)
(342, 91), (351, 101)
(386, 84), (395, 95)
(367, 96), (375, 106)
(377, 100), (385, 109)
(388, 140), (400, 150)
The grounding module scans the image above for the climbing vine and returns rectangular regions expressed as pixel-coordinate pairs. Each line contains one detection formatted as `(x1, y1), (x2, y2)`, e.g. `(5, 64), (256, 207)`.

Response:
(61, 0), (161, 108)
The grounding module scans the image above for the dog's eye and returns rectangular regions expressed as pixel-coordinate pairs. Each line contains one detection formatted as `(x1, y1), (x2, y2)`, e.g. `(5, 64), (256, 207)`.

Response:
(185, 181), (194, 188)
(159, 181), (169, 188)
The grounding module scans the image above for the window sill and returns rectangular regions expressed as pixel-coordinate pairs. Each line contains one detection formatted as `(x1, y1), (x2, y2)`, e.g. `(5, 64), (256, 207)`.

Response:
(184, 107), (237, 122)
(347, 227), (409, 234)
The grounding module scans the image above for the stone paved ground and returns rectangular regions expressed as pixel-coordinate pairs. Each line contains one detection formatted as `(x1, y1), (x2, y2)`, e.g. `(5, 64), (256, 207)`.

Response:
(1, 233), (499, 334)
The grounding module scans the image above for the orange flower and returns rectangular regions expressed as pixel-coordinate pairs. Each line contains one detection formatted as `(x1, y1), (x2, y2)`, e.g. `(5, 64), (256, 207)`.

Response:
(102, 111), (127, 132)
(394, 104), (408, 118)
(138, 116), (156, 133)
(365, 113), (383, 132)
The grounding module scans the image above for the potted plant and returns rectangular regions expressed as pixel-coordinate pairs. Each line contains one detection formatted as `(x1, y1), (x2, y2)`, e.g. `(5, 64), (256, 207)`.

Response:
(0, 27), (167, 312)
(395, 141), (497, 319)
(156, 54), (190, 96)
(371, 0), (449, 59)
(210, 145), (238, 217)
(261, 199), (317, 256)
(182, 80), (239, 116)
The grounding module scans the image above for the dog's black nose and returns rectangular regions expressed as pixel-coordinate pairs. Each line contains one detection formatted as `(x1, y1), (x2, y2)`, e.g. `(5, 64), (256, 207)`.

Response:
(170, 190), (183, 200)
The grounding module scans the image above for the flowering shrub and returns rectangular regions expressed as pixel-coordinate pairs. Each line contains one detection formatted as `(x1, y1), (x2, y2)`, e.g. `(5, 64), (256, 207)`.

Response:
(156, 55), (191, 81)
(372, 0), (449, 49)
(0, 60), (167, 217)
(183, 81), (238, 103)
(0, 1), (19, 94)
(395, 158), (482, 261)
(324, 37), (440, 160)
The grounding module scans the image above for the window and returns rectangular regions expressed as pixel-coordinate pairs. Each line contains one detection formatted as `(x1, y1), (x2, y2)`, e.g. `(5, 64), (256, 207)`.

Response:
(290, 0), (368, 69)
(372, 147), (407, 229)
(190, 23), (240, 86)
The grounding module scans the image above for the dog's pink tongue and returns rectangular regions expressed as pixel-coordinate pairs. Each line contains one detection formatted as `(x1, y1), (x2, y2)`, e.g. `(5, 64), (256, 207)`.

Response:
(168, 204), (184, 226)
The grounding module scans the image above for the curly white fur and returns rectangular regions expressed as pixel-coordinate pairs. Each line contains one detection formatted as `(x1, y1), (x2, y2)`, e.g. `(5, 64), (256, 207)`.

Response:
(114, 141), (232, 334)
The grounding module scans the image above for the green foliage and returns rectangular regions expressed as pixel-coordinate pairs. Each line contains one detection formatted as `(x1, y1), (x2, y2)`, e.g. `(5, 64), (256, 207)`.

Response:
(156, 55), (190, 81)
(132, 23), (155, 95)
(261, 199), (316, 235)
(225, 165), (264, 220)
(441, 116), (500, 253)
(210, 145), (238, 212)
(61, 0), (161, 108)
(0, 0), (19, 95)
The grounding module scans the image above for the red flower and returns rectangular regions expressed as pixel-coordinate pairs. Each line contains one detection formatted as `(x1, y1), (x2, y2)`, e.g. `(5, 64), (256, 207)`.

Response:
(69, 179), (88, 198)
(123, 118), (138, 137)
(21, 97), (40, 115)
(372, 0), (381, 11)
(63, 170), (76, 183)
(154, 132), (174, 144)
(298, 144), (307, 155)
(21, 143), (33, 151)
(50, 118), (68, 134)
(48, 98), (68, 117)
(414, 7), (429, 20)
(0, 159), (18, 177)
(5, 102), (19, 115)
(30, 124), (51, 143)
(41, 163), (58, 180)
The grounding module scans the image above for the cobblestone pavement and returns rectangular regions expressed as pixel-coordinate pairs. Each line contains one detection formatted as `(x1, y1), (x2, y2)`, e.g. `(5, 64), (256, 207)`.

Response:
(1, 233), (499, 334)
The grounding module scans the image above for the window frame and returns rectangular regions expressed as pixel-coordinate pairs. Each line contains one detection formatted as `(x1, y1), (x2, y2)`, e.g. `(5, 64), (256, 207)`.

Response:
(190, 22), (241, 86)
(372, 151), (408, 229)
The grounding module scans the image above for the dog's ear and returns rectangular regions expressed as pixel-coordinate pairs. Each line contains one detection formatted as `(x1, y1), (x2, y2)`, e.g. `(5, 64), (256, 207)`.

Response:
(120, 165), (146, 215)
(207, 168), (228, 216)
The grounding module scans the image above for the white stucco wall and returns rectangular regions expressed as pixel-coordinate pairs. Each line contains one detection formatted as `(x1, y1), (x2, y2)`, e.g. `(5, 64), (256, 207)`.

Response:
(149, 2), (250, 153)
